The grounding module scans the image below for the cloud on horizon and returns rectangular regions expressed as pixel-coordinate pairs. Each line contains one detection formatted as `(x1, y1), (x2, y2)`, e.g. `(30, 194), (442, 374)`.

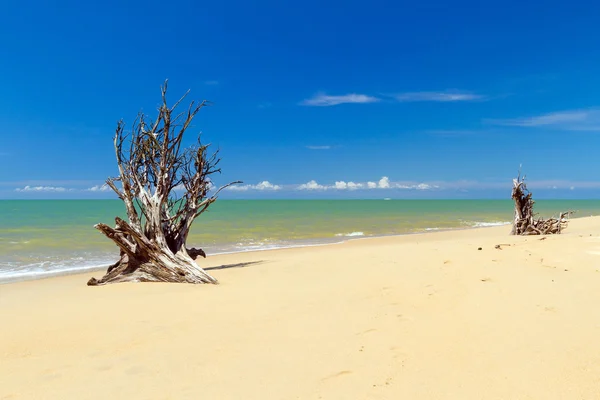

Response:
(488, 108), (600, 131)
(296, 177), (437, 191)
(86, 184), (111, 192)
(227, 181), (282, 191)
(333, 181), (366, 190)
(300, 93), (380, 107)
(528, 180), (600, 190)
(8, 178), (600, 197)
(297, 180), (328, 190)
(306, 145), (332, 150)
(15, 185), (70, 192)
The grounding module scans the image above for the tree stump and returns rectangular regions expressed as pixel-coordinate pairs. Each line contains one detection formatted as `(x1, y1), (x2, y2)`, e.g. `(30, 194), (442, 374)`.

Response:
(510, 173), (572, 236)
(88, 81), (240, 285)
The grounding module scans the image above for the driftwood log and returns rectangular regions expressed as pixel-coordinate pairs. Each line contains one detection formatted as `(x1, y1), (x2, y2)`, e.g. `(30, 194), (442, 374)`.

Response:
(510, 173), (573, 235)
(88, 81), (239, 286)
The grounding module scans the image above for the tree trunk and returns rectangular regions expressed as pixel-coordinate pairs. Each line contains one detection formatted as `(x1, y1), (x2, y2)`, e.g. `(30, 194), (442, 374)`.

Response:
(510, 176), (572, 236)
(87, 217), (217, 286)
(88, 81), (240, 286)
(511, 178), (534, 235)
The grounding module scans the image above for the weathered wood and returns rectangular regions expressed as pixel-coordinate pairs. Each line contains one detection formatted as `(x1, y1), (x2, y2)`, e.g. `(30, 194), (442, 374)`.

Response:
(510, 172), (573, 236)
(88, 81), (240, 286)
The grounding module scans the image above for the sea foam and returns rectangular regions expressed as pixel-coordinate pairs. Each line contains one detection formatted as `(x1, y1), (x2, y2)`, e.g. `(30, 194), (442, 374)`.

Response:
(335, 232), (365, 237)
(471, 221), (511, 227)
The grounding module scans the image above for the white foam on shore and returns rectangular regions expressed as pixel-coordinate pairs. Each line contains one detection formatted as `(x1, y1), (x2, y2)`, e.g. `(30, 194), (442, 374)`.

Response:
(0, 222), (510, 285)
(335, 232), (365, 237)
(0, 236), (359, 284)
(0, 261), (113, 284)
(471, 221), (511, 227)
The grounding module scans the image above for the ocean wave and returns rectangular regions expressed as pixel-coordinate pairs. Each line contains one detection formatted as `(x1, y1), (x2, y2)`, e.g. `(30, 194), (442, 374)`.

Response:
(334, 232), (365, 237)
(0, 259), (114, 284)
(2, 221), (514, 284)
(471, 221), (511, 227)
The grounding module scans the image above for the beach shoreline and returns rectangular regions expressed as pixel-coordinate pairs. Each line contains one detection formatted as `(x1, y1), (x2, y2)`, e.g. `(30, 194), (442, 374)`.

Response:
(3, 216), (600, 398)
(4, 198), (595, 285)
(0, 219), (514, 285)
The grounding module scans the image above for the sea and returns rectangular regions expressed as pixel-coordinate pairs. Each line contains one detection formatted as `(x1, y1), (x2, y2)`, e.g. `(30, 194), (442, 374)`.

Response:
(1, 199), (598, 283)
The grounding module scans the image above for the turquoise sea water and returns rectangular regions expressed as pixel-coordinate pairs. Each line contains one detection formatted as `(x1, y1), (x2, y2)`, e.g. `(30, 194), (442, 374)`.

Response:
(1, 199), (599, 283)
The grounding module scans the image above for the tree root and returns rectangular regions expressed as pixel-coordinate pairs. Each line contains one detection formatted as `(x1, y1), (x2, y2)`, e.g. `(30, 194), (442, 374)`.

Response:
(510, 173), (574, 235)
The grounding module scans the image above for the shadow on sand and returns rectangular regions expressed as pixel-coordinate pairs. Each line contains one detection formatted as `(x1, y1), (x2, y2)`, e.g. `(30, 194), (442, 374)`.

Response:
(205, 260), (265, 271)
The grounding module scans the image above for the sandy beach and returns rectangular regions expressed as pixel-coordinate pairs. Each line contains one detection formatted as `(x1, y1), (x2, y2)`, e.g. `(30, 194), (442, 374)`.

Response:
(2, 217), (600, 399)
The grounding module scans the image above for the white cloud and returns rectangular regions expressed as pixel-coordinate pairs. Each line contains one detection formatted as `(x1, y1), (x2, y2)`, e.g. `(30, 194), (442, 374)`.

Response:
(378, 176), (390, 188)
(227, 185), (249, 191)
(300, 89), (485, 107)
(15, 185), (69, 192)
(295, 177), (437, 191)
(297, 180), (327, 190)
(227, 181), (281, 191)
(255, 181), (281, 190)
(27, 178), (597, 195)
(488, 108), (600, 131)
(222, 178), (600, 193)
(385, 179), (438, 190)
(306, 145), (332, 150)
(499, 110), (589, 126)
(300, 93), (380, 107)
(87, 184), (111, 192)
(395, 91), (484, 102)
(334, 181), (364, 190)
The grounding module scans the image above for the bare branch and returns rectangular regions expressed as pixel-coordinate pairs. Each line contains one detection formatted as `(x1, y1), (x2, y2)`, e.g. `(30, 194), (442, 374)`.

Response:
(89, 81), (239, 286)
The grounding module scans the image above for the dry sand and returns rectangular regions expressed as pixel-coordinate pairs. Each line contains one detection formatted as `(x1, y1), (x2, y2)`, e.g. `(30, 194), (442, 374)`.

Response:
(3, 217), (600, 399)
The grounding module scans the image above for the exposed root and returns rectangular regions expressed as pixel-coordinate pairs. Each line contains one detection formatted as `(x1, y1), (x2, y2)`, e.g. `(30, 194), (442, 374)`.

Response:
(510, 173), (574, 235)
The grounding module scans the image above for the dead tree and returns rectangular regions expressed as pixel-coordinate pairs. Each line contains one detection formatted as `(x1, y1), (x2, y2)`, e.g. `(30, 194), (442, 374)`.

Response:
(88, 81), (239, 286)
(510, 173), (572, 235)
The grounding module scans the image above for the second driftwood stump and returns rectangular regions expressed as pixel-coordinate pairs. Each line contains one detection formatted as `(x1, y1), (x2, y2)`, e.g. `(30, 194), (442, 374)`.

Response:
(510, 174), (572, 235)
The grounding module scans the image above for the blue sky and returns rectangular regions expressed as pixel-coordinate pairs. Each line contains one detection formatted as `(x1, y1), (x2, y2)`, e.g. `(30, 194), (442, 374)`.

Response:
(2, 0), (600, 199)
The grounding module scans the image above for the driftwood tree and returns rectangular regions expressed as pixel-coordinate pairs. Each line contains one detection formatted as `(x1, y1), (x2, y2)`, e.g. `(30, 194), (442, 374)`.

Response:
(510, 172), (572, 235)
(88, 81), (238, 286)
